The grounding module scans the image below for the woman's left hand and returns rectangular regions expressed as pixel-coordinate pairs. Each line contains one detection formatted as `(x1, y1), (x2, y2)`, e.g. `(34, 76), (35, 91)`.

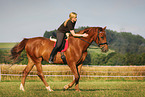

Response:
(83, 33), (88, 37)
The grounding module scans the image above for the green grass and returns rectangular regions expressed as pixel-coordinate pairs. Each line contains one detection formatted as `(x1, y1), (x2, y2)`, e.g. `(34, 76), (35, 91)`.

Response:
(1, 65), (145, 96)
(88, 47), (115, 55)
(0, 42), (17, 49)
(0, 81), (145, 97)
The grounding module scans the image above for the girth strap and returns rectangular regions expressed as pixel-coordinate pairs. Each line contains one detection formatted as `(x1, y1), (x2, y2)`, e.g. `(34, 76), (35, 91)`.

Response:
(61, 52), (67, 64)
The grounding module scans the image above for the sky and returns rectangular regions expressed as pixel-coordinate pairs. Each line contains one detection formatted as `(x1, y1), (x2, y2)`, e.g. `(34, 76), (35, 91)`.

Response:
(0, 0), (145, 42)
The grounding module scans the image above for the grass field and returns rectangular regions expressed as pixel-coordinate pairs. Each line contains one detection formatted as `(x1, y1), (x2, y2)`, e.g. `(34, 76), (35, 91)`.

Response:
(0, 42), (17, 49)
(0, 81), (145, 97)
(1, 65), (145, 96)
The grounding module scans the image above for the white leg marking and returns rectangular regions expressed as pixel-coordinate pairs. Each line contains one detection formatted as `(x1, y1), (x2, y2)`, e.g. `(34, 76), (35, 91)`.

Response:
(64, 85), (69, 89)
(20, 83), (25, 91)
(46, 86), (53, 91)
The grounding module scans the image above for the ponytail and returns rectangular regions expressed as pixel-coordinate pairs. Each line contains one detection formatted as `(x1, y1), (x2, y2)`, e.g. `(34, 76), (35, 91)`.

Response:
(64, 19), (70, 27)
(64, 12), (77, 27)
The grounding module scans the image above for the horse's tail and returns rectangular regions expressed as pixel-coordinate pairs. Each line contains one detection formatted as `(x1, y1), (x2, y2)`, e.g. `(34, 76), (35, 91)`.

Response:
(11, 38), (29, 63)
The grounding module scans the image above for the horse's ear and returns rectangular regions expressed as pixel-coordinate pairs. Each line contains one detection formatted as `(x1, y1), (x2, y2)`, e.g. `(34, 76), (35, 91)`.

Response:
(103, 26), (107, 30)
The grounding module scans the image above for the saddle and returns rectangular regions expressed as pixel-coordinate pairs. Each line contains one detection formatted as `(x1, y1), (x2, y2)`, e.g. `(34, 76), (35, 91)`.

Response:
(54, 39), (68, 52)
(50, 31), (68, 52)
(50, 35), (68, 64)
(54, 40), (68, 64)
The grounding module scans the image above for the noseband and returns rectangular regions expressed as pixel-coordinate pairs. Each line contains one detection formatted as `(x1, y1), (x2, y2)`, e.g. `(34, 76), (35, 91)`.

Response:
(98, 42), (108, 47)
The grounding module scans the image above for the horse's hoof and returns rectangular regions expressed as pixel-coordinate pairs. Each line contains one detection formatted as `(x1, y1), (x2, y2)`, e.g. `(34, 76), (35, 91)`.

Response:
(20, 83), (25, 92)
(46, 86), (54, 92)
(20, 88), (25, 92)
(49, 89), (54, 92)
(64, 85), (69, 90)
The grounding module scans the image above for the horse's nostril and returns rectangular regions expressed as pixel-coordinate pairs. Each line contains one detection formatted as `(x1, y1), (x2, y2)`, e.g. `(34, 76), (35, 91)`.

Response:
(101, 48), (108, 53)
(105, 49), (108, 52)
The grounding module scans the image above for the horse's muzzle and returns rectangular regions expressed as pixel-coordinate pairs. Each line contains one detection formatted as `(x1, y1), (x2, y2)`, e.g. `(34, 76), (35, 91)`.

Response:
(101, 45), (108, 53)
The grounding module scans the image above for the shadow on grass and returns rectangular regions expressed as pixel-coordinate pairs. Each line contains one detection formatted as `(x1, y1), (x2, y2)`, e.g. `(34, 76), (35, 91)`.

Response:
(80, 88), (133, 91)
(54, 88), (134, 92)
(31, 88), (134, 92)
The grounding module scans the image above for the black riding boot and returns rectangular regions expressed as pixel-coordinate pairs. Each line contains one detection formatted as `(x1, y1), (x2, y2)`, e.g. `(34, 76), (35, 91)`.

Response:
(49, 46), (58, 63)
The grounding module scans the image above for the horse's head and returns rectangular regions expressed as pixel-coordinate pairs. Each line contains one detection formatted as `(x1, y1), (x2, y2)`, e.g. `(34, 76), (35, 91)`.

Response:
(93, 26), (108, 52)
(76, 26), (108, 52)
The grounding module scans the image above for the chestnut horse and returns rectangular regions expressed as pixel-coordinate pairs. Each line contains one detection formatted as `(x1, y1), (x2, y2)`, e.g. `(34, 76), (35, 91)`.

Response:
(11, 27), (108, 92)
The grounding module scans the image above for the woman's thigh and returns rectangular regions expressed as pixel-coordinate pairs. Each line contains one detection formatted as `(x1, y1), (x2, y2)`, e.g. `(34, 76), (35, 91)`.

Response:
(56, 32), (65, 47)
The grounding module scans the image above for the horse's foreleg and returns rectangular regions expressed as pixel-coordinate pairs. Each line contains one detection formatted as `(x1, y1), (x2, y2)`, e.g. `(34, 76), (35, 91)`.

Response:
(20, 56), (34, 91)
(64, 63), (82, 91)
(75, 64), (82, 91)
(64, 52), (87, 91)
(63, 79), (75, 90)
(75, 52), (87, 91)
(35, 62), (53, 91)
(64, 64), (82, 91)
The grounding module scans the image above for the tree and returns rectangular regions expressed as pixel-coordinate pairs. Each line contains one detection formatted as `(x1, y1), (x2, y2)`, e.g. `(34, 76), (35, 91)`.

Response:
(140, 53), (145, 65)
(106, 53), (125, 65)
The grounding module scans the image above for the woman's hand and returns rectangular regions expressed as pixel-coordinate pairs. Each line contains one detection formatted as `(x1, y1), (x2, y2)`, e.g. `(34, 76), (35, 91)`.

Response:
(70, 30), (88, 37)
(83, 33), (88, 37)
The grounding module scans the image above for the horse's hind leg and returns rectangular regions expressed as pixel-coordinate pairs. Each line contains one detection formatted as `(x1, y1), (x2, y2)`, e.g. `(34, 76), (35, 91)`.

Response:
(35, 59), (53, 91)
(20, 54), (34, 91)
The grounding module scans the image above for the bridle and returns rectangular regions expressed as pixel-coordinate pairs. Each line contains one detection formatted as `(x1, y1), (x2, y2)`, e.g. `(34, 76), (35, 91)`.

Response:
(78, 28), (108, 47)
(96, 30), (108, 47)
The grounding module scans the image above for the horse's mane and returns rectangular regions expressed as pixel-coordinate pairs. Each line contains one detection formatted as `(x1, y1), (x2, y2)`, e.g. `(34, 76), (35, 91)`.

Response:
(75, 27), (103, 34)
(69, 27), (103, 38)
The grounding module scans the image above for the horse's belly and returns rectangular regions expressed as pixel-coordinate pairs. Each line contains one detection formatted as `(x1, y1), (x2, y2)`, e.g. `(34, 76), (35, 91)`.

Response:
(53, 53), (64, 64)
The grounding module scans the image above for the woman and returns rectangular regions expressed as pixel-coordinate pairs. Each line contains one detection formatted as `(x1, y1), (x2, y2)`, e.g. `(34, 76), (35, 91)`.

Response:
(49, 12), (88, 63)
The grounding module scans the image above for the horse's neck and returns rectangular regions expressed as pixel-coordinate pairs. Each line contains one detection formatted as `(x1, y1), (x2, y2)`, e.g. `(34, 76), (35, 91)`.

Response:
(80, 37), (93, 51)
(69, 36), (93, 52)
(68, 28), (96, 52)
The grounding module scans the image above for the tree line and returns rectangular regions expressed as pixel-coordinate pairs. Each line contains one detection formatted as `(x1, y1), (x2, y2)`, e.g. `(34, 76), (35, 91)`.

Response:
(0, 49), (145, 65)
(84, 52), (145, 65)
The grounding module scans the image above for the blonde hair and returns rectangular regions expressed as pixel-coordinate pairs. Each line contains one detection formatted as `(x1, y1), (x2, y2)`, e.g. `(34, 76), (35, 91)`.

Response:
(64, 12), (77, 27)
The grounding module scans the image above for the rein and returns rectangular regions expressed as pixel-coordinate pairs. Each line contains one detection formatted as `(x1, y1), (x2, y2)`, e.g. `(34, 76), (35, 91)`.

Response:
(78, 28), (108, 47)
(78, 37), (92, 45)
